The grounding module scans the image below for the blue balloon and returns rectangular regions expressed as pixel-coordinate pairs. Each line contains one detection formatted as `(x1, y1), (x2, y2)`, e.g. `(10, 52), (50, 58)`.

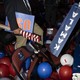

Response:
(22, 57), (31, 71)
(0, 51), (5, 58)
(37, 62), (52, 79)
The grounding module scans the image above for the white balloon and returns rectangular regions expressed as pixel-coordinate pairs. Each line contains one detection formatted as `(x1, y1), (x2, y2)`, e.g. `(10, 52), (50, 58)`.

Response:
(72, 73), (80, 80)
(60, 54), (74, 66)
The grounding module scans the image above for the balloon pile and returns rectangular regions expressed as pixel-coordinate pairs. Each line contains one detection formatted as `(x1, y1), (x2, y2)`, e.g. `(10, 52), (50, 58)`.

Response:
(0, 57), (16, 78)
(0, 43), (75, 80)
(58, 54), (74, 80)
(0, 33), (76, 80)
(0, 37), (16, 79)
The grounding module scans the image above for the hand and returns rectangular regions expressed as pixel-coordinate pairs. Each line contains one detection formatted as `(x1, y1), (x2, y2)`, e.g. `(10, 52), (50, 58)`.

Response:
(13, 28), (21, 34)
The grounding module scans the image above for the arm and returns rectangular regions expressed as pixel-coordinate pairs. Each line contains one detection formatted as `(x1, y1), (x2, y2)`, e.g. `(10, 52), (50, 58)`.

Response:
(4, 0), (21, 34)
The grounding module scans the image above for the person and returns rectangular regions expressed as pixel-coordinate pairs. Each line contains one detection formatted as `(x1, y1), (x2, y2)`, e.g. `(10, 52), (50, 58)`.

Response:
(3, 0), (32, 34)
(3, 0), (43, 48)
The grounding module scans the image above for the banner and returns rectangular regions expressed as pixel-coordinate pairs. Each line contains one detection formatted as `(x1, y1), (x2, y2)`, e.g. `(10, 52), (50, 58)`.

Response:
(5, 12), (35, 33)
(50, 3), (80, 57)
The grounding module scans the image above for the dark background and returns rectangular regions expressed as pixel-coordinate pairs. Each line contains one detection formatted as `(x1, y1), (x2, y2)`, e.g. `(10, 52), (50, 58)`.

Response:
(0, 0), (5, 24)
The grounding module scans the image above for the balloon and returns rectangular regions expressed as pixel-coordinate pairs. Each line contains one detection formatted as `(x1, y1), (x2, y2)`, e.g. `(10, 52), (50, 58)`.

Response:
(9, 64), (16, 77)
(72, 73), (80, 80)
(37, 62), (52, 79)
(22, 57), (31, 71)
(0, 57), (11, 67)
(0, 64), (10, 77)
(0, 51), (5, 58)
(60, 54), (74, 66)
(59, 65), (72, 80)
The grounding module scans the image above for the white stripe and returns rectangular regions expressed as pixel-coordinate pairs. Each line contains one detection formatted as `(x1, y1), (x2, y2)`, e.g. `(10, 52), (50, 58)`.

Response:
(20, 30), (23, 34)
(23, 31), (26, 37)
(23, 0), (31, 11)
(26, 0), (31, 11)
(36, 36), (40, 42)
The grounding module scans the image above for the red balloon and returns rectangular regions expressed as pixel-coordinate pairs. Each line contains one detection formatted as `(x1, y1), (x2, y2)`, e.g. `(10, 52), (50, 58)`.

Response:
(0, 64), (10, 77)
(0, 57), (11, 67)
(9, 64), (16, 77)
(59, 65), (72, 80)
